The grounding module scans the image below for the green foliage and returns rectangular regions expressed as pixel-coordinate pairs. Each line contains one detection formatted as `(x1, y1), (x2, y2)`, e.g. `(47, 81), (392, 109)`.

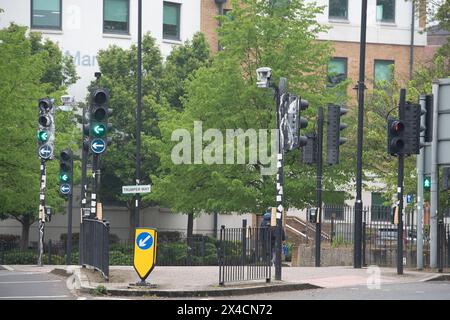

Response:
(90, 285), (108, 296)
(362, 53), (450, 200)
(147, 0), (353, 216)
(331, 236), (352, 248)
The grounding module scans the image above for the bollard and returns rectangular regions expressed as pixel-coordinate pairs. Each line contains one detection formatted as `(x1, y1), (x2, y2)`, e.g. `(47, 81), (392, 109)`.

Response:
(48, 239), (52, 265)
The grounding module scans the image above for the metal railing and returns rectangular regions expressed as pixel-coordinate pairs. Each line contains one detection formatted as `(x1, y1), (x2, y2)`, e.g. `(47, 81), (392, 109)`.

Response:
(218, 221), (272, 286)
(79, 219), (110, 279)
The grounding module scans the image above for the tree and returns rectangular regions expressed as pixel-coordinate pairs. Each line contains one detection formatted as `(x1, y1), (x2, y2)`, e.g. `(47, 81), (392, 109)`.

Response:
(146, 0), (355, 229)
(91, 32), (211, 240)
(0, 24), (79, 249)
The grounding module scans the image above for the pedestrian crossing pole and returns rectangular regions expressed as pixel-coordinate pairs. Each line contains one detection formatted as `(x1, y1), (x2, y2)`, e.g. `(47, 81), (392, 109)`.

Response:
(38, 159), (46, 266)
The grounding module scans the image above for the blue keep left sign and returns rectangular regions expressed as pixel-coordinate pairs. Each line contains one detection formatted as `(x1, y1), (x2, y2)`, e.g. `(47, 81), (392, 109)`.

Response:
(136, 232), (153, 250)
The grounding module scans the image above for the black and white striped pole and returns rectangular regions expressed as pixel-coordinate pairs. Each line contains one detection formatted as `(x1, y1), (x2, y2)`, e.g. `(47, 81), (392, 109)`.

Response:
(257, 67), (286, 281)
(38, 159), (46, 266)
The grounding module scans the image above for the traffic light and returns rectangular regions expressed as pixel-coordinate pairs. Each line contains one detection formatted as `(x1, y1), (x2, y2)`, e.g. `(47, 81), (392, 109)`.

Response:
(301, 133), (317, 165)
(442, 167), (450, 192)
(298, 98), (309, 148)
(284, 94), (299, 151)
(89, 88), (112, 154)
(424, 176), (431, 191)
(387, 118), (405, 156)
(283, 95), (308, 151)
(402, 102), (421, 155)
(59, 149), (73, 196)
(37, 98), (55, 160)
(424, 95), (433, 143)
(326, 104), (347, 165)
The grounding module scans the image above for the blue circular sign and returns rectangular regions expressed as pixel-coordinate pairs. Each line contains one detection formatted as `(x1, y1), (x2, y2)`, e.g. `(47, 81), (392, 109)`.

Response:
(39, 144), (53, 159)
(91, 138), (106, 154)
(60, 183), (71, 195)
(136, 232), (153, 250)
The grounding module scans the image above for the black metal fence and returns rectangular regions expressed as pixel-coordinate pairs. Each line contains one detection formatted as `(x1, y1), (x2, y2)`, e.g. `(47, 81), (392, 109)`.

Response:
(218, 222), (272, 285)
(318, 204), (450, 269)
(0, 239), (69, 265)
(79, 219), (110, 279)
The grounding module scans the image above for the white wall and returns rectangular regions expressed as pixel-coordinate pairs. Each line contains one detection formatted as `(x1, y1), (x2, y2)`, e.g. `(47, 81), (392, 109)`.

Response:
(310, 0), (427, 46)
(0, 0), (201, 100)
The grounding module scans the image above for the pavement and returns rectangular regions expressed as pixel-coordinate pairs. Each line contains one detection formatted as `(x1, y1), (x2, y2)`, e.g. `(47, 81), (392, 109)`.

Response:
(1, 264), (448, 298)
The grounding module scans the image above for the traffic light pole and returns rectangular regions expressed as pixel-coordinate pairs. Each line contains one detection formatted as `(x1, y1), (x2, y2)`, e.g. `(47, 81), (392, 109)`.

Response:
(315, 107), (324, 267)
(134, 0), (143, 234)
(38, 159), (46, 266)
(66, 186), (73, 265)
(416, 95), (426, 270)
(396, 88), (407, 275)
(354, 0), (368, 269)
(274, 80), (285, 281)
(91, 154), (100, 218)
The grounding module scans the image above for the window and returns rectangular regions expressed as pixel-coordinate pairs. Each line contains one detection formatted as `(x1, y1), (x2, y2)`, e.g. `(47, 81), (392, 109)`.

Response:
(329, 0), (348, 20)
(31, 0), (62, 30)
(327, 57), (347, 86)
(104, 0), (129, 34)
(376, 0), (395, 23)
(371, 192), (391, 221)
(374, 59), (394, 86)
(163, 2), (181, 41)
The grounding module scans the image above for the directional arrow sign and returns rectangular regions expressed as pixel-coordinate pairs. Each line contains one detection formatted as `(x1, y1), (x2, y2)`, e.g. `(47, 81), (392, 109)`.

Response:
(134, 228), (157, 281)
(60, 183), (71, 195)
(91, 138), (106, 154)
(39, 145), (53, 159)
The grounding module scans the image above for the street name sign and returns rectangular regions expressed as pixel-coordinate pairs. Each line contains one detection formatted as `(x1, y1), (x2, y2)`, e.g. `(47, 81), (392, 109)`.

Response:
(133, 228), (157, 281)
(122, 185), (151, 194)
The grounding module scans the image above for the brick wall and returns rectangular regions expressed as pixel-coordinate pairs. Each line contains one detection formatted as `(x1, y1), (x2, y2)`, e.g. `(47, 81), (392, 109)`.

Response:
(331, 41), (425, 99)
(201, 0), (232, 54)
(200, 1), (426, 101)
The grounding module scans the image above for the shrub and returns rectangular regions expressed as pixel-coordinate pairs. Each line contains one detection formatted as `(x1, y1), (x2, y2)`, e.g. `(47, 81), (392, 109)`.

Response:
(90, 285), (107, 296)
(109, 251), (132, 266)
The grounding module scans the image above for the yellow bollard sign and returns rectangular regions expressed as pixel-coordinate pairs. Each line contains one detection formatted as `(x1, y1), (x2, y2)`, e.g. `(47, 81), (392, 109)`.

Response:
(133, 228), (157, 281)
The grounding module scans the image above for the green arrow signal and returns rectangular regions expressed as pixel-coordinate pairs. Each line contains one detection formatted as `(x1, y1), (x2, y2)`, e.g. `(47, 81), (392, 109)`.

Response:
(38, 131), (49, 142)
(60, 172), (70, 183)
(93, 124), (106, 137)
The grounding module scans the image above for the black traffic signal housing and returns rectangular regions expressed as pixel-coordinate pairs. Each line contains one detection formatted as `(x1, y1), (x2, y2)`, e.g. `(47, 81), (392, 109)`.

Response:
(284, 93), (299, 151)
(283, 95), (309, 151)
(59, 149), (73, 196)
(298, 98), (309, 148)
(301, 133), (317, 165)
(402, 102), (421, 155)
(37, 98), (55, 160)
(387, 118), (406, 156)
(442, 167), (450, 192)
(89, 88), (112, 154)
(424, 94), (433, 143)
(326, 104), (347, 165)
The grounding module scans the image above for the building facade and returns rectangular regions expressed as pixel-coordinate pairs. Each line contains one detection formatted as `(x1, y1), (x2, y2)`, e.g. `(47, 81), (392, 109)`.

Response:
(0, 0), (201, 100)
(202, 0), (427, 96)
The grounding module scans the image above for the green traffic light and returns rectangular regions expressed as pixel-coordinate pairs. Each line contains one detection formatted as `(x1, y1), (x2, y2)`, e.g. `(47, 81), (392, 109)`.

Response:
(37, 131), (49, 142)
(60, 172), (70, 183)
(424, 177), (431, 190)
(93, 124), (106, 137)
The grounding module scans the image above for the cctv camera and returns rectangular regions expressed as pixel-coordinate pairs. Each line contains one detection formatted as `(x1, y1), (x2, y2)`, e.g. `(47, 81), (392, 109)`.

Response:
(61, 95), (75, 104)
(256, 67), (272, 88)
